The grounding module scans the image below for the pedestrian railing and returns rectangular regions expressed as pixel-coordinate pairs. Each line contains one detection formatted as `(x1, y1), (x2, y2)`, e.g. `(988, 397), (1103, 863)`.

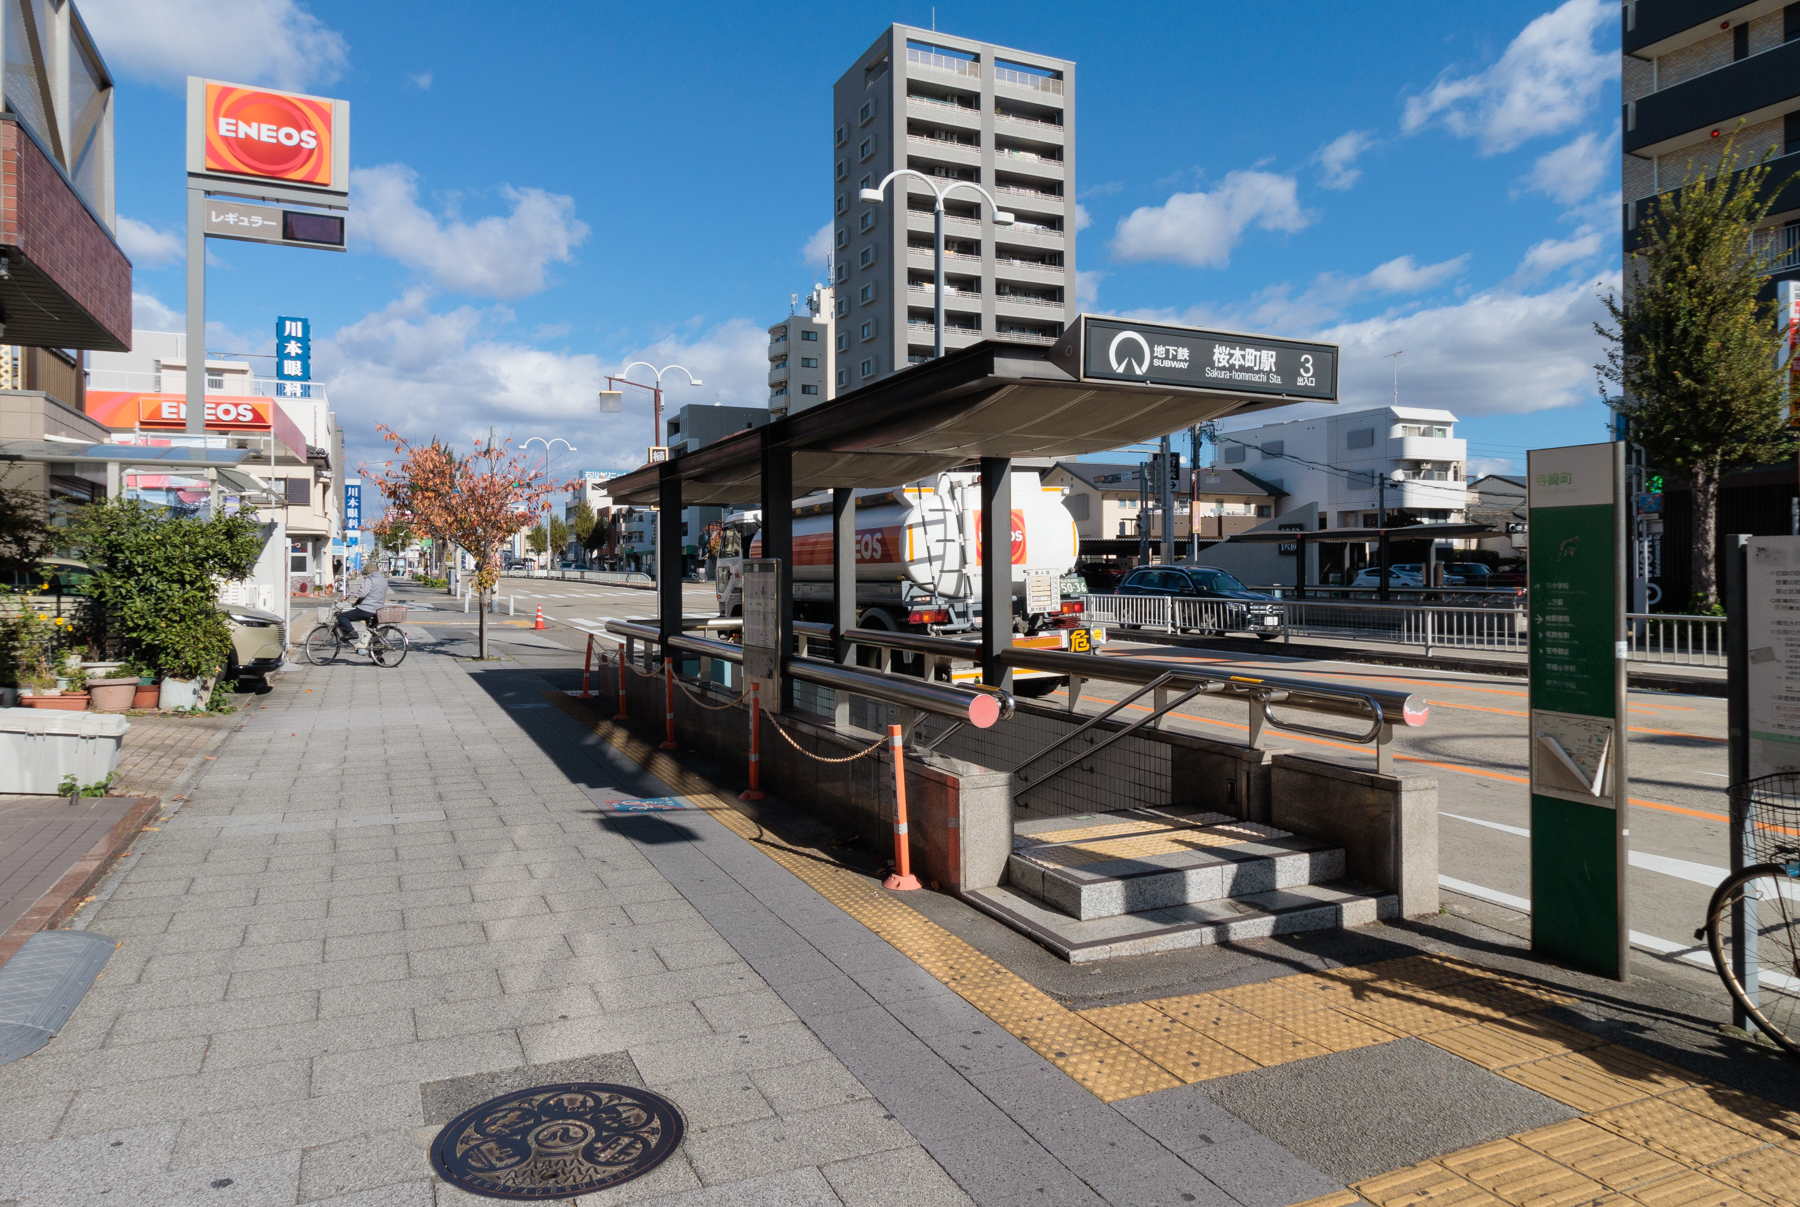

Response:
(502, 568), (655, 587)
(1627, 612), (1725, 667)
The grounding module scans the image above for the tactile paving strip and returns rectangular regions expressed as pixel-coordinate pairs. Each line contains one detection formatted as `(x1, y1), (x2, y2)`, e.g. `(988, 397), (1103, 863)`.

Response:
(546, 693), (1800, 1207)
(1016, 825), (1284, 869)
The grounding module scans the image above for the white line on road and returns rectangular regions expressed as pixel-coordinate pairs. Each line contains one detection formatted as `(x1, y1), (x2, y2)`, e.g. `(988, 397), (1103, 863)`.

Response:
(1437, 875), (1722, 971)
(1441, 812), (1732, 888)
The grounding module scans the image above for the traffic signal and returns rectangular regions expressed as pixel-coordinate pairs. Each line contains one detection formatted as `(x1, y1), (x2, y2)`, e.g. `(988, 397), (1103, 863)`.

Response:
(1645, 474), (1663, 494)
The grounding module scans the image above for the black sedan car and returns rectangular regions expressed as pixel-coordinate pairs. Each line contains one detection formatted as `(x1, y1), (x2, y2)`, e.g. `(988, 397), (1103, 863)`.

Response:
(1115, 564), (1285, 639)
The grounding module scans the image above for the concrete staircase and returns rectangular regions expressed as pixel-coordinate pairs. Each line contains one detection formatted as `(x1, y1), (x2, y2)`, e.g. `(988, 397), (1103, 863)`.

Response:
(963, 808), (1396, 963)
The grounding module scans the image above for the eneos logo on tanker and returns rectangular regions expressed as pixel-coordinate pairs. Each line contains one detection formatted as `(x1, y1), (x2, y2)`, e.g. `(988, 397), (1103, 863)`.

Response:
(205, 83), (333, 186)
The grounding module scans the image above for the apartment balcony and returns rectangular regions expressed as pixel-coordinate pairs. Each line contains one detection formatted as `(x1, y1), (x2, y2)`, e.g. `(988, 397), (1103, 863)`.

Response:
(995, 182), (1063, 208)
(906, 157), (979, 185)
(1386, 435), (1464, 461)
(994, 324), (1060, 345)
(906, 241), (983, 265)
(768, 362), (790, 387)
(994, 107), (1064, 135)
(994, 65), (1063, 96)
(994, 291), (1064, 314)
(1753, 222), (1800, 275)
(993, 254), (1064, 282)
(907, 319), (983, 345)
(908, 283), (983, 306)
(907, 47), (980, 82)
(1000, 220), (1064, 247)
(907, 209), (983, 236)
(907, 133), (981, 165)
(86, 369), (330, 402)
(1626, 38), (1800, 156)
(906, 93), (980, 128)
(994, 146), (1064, 179)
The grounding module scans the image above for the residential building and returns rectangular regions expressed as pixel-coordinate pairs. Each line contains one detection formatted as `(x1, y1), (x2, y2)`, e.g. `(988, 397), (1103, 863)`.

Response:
(833, 25), (1075, 386)
(768, 285), (834, 416)
(1466, 473), (1528, 559)
(1622, 3), (1800, 293)
(1044, 461), (1279, 561)
(1215, 406), (1470, 529)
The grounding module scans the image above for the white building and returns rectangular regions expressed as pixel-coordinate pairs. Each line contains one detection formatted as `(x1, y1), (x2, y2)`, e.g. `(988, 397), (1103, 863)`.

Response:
(768, 286), (834, 416)
(1215, 406), (1469, 529)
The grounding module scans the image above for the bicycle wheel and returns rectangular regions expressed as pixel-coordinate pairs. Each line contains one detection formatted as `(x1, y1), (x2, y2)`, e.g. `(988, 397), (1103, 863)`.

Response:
(1705, 863), (1800, 1058)
(303, 624), (343, 665)
(370, 624), (409, 667)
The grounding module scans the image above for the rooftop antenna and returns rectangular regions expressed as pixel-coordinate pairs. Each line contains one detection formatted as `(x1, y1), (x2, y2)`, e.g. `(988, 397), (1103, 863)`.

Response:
(1385, 349), (1402, 407)
(931, 6), (936, 31)
(790, 292), (798, 315)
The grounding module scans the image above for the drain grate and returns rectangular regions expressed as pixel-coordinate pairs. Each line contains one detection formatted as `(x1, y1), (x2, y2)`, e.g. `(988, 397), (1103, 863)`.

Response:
(429, 1082), (684, 1199)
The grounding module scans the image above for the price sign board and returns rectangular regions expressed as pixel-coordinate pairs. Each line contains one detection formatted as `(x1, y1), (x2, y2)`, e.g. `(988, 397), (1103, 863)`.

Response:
(1527, 442), (1629, 979)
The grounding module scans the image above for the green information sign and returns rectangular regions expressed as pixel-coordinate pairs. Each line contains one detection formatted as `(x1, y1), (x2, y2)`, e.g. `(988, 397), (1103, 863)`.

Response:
(1527, 442), (1629, 979)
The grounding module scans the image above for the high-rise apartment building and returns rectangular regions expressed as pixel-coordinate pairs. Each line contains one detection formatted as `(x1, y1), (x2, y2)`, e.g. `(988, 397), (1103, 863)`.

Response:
(767, 284), (834, 416)
(1622, 3), (1800, 290)
(832, 25), (1075, 387)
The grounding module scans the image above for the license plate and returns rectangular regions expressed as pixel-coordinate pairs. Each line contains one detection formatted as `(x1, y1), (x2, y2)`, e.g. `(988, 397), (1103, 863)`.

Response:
(1261, 616), (1279, 626)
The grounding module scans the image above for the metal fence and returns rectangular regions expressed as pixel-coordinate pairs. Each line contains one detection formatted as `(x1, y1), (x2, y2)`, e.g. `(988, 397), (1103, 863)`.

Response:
(501, 568), (655, 587)
(1078, 594), (1726, 668)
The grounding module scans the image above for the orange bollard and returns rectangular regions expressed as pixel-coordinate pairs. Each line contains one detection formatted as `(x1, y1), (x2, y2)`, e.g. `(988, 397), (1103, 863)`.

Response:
(534, 605), (545, 630)
(883, 724), (921, 891)
(659, 658), (679, 750)
(613, 646), (629, 722)
(739, 682), (765, 801)
(579, 634), (594, 698)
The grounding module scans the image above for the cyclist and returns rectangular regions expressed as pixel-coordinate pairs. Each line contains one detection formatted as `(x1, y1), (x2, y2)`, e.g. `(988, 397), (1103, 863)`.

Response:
(336, 564), (389, 652)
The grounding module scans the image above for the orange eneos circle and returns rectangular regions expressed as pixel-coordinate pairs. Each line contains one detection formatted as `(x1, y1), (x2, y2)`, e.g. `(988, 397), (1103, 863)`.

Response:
(204, 85), (332, 186)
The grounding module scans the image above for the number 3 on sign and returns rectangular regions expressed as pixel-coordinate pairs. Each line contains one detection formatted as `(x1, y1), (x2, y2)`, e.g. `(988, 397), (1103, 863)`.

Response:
(1297, 354), (1315, 387)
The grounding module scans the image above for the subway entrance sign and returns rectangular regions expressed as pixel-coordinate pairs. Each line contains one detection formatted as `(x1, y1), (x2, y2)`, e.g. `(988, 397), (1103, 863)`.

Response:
(1527, 442), (1629, 979)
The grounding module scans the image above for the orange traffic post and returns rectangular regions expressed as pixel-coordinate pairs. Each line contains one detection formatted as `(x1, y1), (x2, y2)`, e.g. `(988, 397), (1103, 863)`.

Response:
(579, 634), (594, 698)
(883, 724), (921, 891)
(659, 658), (680, 750)
(739, 682), (765, 801)
(534, 605), (545, 630)
(613, 646), (629, 722)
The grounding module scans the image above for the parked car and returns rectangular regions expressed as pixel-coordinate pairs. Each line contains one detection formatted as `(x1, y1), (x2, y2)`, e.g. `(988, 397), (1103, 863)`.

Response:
(1114, 564), (1285, 639)
(1445, 562), (1492, 586)
(1350, 565), (1425, 588)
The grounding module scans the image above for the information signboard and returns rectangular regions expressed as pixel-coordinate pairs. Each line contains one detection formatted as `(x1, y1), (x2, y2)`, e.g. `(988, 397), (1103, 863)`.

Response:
(741, 559), (782, 714)
(1746, 537), (1800, 778)
(1527, 442), (1629, 978)
(1066, 316), (1338, 400)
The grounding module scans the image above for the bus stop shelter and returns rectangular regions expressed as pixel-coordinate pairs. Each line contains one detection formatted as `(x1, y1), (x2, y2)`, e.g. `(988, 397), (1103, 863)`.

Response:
(602, 316), (1340, 700)
(1224, 521), (1498, 599)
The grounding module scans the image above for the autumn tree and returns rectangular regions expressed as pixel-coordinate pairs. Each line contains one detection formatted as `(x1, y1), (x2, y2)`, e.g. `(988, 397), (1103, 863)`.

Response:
(366, 427), (566, 658)
(1598, 133), (1798, 609)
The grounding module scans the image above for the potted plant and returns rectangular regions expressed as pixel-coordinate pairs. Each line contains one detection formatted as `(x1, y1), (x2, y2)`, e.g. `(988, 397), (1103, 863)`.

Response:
(119, 655), (159, 709)
(87, 661), (139, 713)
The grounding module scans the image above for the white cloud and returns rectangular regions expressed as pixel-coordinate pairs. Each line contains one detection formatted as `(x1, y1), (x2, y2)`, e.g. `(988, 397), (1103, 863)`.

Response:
(1110, 170), (1311, 269)
(1359, 254), (1470, 294)
(409, 71), (433, 90)
(80, 0), (348, 91)
(1139, 252), (1470, 332)
(1467, 456), (1519, 478)
(349, 165), (590, 299)
(1402, 0), (1616, 154)
(1525, 131), (1615, 204)
(117, 217), (182, 266)
(1513, 226), (1605, 280)
(319, 294), (771, 478)
(803, 222), (833, 267)
(1073, 203), (1093, 232)
(1076, 270), (1102, 309)
(1317, 131), (1375, 190)
(132, 291), (182, 331)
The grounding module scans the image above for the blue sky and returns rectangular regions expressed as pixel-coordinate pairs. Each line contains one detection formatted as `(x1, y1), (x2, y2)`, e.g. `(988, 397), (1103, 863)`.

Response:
(87, 0), (1621, 484)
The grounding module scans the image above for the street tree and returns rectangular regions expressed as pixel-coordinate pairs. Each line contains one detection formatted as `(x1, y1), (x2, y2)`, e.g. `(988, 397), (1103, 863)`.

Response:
(1598, 134), (1798, 610)
(570, 500), (595, 546)
(367, 427), (565, 658)
(370, 438), (457, 590)
(525, 516), (571, 556)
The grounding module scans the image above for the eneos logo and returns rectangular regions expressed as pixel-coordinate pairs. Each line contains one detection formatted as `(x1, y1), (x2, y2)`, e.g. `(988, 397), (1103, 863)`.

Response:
(205, 83), (332, 186)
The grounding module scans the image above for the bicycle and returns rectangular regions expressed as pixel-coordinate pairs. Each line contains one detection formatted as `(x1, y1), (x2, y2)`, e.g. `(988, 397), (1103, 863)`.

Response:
(303, 602), (410, 668)
(1702, 772), (1800, 1057)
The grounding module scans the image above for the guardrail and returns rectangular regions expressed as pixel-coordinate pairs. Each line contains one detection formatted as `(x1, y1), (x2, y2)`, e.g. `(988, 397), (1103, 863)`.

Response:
(1627, 612), (1725, 667)
(502, 567), (655, 587)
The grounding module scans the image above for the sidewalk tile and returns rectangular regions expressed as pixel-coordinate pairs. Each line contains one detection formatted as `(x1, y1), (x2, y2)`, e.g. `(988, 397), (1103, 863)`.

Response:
(675, 1098), (915, 1186)
(295, 1126), (427, 1203)
(821, 1145), (975, 1206)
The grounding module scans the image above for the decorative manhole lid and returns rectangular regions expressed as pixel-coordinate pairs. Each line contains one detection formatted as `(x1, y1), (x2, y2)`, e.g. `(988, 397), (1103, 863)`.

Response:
(429, 1082), (685, 1199)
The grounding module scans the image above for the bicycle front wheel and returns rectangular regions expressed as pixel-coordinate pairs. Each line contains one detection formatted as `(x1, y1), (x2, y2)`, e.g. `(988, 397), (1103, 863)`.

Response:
(303, 625), (343, 665)
(1705, 863), (1800, 1058)
(370, 624), (409, 667)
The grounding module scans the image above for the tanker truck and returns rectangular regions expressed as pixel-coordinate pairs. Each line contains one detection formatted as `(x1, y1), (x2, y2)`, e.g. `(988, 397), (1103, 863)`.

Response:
(715, 467), (1106, 696)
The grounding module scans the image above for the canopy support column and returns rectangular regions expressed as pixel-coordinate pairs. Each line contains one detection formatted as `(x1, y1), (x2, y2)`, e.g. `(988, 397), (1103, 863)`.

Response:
(832, 485), (855, 726)
(657, 462), (684, 651)
(980, 457), (1012, 691)
(760, 431), (795, 710)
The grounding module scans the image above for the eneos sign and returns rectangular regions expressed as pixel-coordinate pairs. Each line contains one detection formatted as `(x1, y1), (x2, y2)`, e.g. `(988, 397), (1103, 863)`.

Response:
(188, 78), (349, 196)
(138, 395), (272, 430)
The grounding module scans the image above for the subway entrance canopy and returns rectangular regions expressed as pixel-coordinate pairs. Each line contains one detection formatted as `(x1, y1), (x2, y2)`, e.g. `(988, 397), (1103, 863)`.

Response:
(603, 315), (1339, 694)
(604, 316), (1338, 507)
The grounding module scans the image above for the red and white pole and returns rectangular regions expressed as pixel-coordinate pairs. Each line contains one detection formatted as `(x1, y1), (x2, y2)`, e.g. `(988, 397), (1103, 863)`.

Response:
(659, 658), (679, 750)
(613, 645), (629, 722)
(883, 724), (921, 891)
(579, 634), (594, 698)
(739, 682), (765, 801)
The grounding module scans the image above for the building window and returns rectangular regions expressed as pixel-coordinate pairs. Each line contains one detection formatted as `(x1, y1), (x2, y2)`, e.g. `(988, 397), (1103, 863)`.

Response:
(859, 174), (871, 193)
(859, 210), (875, 232)
(835, 228), (849, 249)
(859, 137), (874, 161)
(800, 357), (817, 368)
(1223, 446), (1246, 464)
(837, 332), (849, 351)
(801, 384), (819, 395)
(836, 124), (847, 146)
(1256, 504), (1272, 517)
(1346, 428), (1375, 449)
(859, 246), (875, 268)
(835, 261), (847, 282)
(859, 99), (874, 124)
(859, 283), (875, 304)
(861, 357), (876, 377)
(860, 320), (875, 340)
(837, 297), (850, 317)
(836, 160), (847, 181)
(836, 194), (847, 215)
(800, 330), (818, 341)
(838, 368), (848, 385)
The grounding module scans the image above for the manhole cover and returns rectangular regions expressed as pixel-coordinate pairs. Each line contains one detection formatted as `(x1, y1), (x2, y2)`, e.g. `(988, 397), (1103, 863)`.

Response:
(429, 1082), (684, 1199)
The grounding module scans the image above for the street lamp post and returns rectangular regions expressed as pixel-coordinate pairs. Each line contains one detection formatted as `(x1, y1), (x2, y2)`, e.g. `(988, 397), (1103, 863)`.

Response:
(610, 363), (703, 457)
(523, 437), (576, 570)
(860, 170), (1014, 360)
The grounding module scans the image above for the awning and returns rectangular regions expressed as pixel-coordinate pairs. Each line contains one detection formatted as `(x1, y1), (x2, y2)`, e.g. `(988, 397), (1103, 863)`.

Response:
(606, 323), (1341, 507)
(0, 440), (260, 467)
(1223, 522), (1498, 544)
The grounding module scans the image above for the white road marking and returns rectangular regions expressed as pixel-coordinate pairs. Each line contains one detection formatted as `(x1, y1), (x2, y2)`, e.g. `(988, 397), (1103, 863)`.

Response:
(1441, 811), (1745, 890)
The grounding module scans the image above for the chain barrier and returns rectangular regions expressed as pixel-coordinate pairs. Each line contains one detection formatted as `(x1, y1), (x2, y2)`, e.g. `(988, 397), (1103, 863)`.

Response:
(673, 674), (750, 711)
(763, 711), (888, 763)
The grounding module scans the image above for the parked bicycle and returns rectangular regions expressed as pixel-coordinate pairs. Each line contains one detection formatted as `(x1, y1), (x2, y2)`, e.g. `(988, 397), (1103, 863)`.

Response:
(303, 601), (410, 668)
(1702, 772), (1800, 1057)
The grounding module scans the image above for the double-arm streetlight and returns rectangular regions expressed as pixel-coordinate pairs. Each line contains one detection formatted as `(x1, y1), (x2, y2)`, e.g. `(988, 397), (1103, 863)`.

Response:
(523, 437), (576, 568)
(607, 362), (703, 458)
(860, 170), (1013, 360)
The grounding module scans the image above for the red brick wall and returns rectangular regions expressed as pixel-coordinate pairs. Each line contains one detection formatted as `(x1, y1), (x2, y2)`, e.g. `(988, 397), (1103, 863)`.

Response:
(0, 121), (132, 348)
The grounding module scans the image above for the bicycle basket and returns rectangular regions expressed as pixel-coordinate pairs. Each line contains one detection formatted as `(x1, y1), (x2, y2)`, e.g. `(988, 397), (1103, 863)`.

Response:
(315, 607), (335, 625)
(1727, 772), (1800, 866)
(375, 605), (408, 624)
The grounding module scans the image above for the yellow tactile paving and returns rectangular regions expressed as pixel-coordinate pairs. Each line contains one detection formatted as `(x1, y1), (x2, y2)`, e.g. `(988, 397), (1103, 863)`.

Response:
(1424, 1015), (1608, 1070)
(1153, 991), (1254, 1029)
(1625, 1169), (1763, 1207)
(1026, 819), (1172, 844)
(1081, 1002), (1195, 1043)
(1513, 1119), (1686, 1192)
(1356, 1162), (1508, 1207)
(1128, 1030), (1261, 1083)
(1211, 979), (1332, 1017)
(1274, 1007), (1402, 1053)
(1704, 1141), (1800, 1206)
(1209, 1017), (1333, 1066)
(1290, 1192), (1361, 1207)
(1661, 1087), (1800, 1146)
(1496, 1047), (1693, 1113)
(1340, 991), (1483, 1035)
(1440, 1138), (1612, 1207)
(1020, 827), (1262, 868)
(1594, 1099), (1773, 1169)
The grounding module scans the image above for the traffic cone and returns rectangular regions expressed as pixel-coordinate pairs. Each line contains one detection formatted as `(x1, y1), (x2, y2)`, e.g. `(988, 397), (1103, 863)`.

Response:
(533, 605), (545, 630)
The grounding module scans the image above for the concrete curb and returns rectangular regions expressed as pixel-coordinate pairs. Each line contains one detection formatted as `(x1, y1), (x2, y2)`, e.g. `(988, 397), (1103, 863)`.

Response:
(0, 794), (157, 971)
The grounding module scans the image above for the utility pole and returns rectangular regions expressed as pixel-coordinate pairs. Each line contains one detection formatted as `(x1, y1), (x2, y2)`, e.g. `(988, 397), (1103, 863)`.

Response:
(1188, 425), (1202, 562)
(1137, 464), (1150, 564)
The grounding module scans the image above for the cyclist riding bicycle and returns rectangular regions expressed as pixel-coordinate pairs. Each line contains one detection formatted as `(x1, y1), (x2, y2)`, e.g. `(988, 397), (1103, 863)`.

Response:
(336, 565), (389, 652)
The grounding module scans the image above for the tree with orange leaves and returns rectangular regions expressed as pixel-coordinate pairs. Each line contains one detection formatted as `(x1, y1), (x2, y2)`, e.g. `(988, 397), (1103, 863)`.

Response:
(365, 426), (566, 658)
